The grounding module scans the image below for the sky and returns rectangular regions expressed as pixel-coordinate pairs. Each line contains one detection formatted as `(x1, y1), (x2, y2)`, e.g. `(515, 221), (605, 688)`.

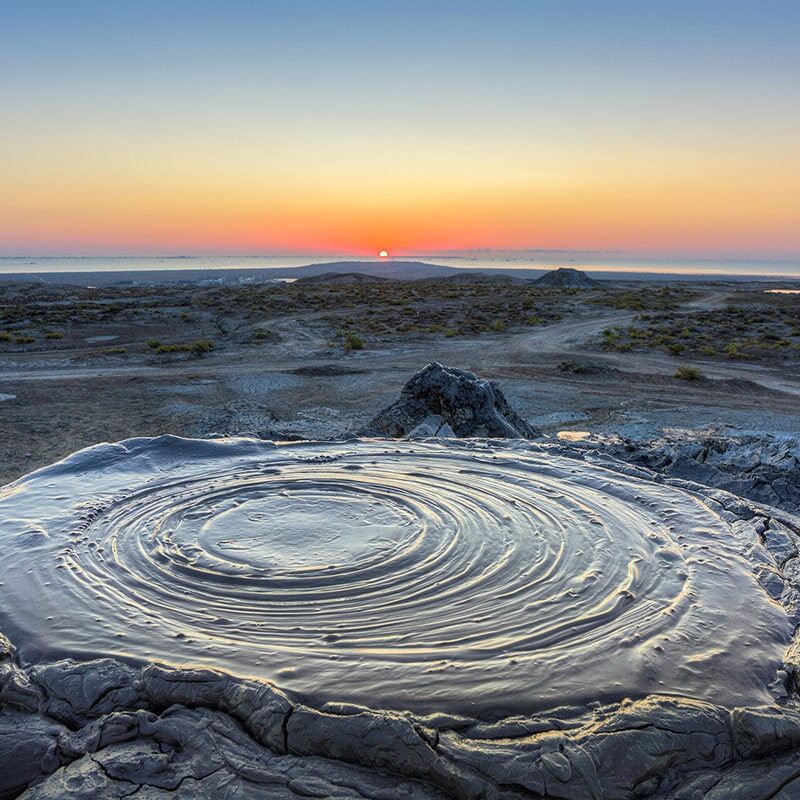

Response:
(1, 1), (799, 258)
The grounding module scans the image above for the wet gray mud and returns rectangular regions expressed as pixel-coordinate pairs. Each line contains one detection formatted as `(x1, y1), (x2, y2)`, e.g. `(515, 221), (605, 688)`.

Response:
(3, 437), (800, 798)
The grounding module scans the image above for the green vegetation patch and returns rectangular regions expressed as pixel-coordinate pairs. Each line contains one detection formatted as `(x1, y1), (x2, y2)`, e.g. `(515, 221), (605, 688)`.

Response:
(601, 292), (800, 362)
(675, 366), (703, 381)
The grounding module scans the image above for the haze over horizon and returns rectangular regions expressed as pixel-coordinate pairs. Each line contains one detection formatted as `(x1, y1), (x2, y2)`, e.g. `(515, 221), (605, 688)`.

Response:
(2, 1), (799, 260)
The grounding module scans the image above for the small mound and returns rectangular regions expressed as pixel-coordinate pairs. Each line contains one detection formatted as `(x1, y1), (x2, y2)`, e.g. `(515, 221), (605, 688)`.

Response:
(535, 267), (599, 288)
(362, 362), (540, 439)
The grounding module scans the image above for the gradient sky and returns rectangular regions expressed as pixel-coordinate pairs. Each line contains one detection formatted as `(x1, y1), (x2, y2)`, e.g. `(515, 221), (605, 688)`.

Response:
(1, 1), (799, 257)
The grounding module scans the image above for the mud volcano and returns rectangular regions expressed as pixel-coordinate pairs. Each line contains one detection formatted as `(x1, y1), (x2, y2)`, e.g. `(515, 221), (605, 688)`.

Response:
(0, 436), (790, 719)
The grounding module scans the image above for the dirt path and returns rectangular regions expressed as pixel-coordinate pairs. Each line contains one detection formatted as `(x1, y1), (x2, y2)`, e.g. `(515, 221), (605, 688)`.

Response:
(498, 290), (800, 397)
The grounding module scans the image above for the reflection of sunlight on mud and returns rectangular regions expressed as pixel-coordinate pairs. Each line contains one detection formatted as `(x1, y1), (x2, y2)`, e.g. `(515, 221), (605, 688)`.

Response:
(556, 430), (591, 441)
(0, 437), (789, 714)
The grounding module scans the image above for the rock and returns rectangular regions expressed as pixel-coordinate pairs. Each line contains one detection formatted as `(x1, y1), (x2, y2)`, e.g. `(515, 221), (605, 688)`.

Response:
(361, 363), (540, 439)
(407, 414), (456, 438)
(534, 268), (599, 288)
(30, 659), (141, 726)
(13, 704), (450, 800)
(7, 652), (800, 799)
(0, 635), (15, 663)
(438, 696), (733, 799)
(0, 713), (63, 799)
(0, 669), (44, 715)
(732, 706), (800, 758)
(286, 705), (483, 800)
(571, 427), (800, 515)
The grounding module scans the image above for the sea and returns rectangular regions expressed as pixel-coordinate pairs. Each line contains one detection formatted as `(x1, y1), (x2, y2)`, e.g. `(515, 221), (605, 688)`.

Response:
(0, 254), (798, 280)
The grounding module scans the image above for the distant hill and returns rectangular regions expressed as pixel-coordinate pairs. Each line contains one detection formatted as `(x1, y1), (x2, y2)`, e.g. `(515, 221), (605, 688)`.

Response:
(534, 267), (599, 288)
(432, 271), (528, 286)
(286, 261), (457, 281)
(295, 271), (392, 285)
(0, 260), (461, 287)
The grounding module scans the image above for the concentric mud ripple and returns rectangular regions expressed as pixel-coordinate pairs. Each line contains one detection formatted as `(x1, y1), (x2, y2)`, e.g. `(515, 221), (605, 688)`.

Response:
(0, 437), (790, 715)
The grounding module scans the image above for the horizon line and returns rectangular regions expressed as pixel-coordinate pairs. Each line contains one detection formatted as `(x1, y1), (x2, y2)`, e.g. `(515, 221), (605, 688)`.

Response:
(1, 251), (799, 264)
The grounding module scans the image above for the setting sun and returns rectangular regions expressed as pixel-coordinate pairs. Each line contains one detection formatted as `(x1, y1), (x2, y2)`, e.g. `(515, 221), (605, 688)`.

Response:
(378, 250), (389, 259)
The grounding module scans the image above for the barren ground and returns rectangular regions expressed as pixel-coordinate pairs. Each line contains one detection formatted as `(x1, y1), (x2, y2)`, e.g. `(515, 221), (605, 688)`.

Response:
(0, 275), (798, 485)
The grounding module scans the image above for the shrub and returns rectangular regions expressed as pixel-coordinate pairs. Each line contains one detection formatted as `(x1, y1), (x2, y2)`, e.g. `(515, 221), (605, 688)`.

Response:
(0, 332), (12, 342)
(701, 345), (716, 356)
(666, 343), (686, 356)
(724, 342), (744, 359)
(149, 339), (213, 356)
(154, 343), (189, 354)
(343, 332), (364, 352)
(192, 339), (214, 355)
(601, 327), (619, 348)
(15, 336), (34, 344)
(675, 366), (702, 381)
(45, 331), (64, 339)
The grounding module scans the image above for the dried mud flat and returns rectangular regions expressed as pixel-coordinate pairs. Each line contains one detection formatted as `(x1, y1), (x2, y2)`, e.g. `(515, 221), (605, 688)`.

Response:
(0, 275), (799, 487)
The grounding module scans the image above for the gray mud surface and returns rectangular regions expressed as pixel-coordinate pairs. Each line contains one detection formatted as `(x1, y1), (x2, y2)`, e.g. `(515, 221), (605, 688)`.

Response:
(3, 444), (800, 799)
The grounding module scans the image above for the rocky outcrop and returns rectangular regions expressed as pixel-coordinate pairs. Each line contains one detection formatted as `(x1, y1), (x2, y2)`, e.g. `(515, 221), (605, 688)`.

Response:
(584, 427), (800, 515)
(534, 268), (598, 288)
(6, 651), (800, 799)
(362, 363), (540, 439)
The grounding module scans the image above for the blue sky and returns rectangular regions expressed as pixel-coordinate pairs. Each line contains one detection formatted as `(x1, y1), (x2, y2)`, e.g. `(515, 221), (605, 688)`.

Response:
(1, 1), (798, 256)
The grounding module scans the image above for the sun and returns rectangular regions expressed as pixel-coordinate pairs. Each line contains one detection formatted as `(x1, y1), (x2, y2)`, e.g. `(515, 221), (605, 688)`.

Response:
(378, 249), (389, 259)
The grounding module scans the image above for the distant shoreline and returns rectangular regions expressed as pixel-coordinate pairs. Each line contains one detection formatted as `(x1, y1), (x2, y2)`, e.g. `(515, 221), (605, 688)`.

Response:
(1, 254), (798, 283)
(1, 260), (799, 287)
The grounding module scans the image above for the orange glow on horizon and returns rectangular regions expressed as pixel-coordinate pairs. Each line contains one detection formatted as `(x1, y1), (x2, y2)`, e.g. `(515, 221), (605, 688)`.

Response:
(1, 140), (798, 257)
(2, 3), (798, 260)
